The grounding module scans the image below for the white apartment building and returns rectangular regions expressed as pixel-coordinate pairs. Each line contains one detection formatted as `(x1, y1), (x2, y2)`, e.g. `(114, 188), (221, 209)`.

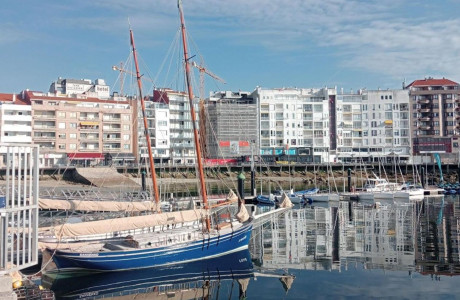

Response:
(252, 87), (336, 163)
(137, 91), (171, 164)
(336, 89), (411, 163)
(0, 94), (32, 167)
(0, 95), (32, 144)
(168, 90), (198, 165)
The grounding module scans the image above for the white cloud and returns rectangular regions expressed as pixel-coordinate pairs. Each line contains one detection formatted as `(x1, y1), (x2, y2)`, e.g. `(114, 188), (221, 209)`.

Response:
(2, 0), (459, 87)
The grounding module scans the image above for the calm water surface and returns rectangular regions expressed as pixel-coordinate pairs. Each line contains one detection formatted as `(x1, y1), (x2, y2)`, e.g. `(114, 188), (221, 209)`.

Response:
(43, 195), (460, 299)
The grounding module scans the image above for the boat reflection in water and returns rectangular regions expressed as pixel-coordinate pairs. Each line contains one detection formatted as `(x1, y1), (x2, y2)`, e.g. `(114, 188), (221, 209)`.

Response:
(42, 249), (254, 299)
(250, 196), (460, 277)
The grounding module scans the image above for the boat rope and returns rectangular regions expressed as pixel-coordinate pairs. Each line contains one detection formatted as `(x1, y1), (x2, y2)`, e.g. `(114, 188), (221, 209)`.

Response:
(22, 232), (63, 280)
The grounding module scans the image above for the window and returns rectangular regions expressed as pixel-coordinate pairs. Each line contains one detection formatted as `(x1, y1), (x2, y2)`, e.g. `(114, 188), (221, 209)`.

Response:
(58, 133), (66, 139)
(69, 144), (77, 150)
(123, 115), (130, 121)
(69, 112), (77, 119)
(123, 125), (130, 130)
(69, 133), (77, 139)
(58, 144), (65, 149)
(70, 123), (77, 129)
(58, 122), (66, 129)
(123, 134), (130, 141)
(58, 112), (66, 118)
(123, 144), (130, 150)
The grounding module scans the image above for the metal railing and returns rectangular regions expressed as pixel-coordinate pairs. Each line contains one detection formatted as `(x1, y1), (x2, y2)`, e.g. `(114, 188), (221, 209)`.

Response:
(0, 145), (39, 275)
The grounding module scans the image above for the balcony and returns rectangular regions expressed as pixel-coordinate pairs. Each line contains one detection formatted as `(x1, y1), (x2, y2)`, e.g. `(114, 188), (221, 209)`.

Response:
(34, 114), (56, 120)
(81, 135), (100, 141)
(418, 125), (431, 130)
(384, 120), (393, 127)
(103, 144), (121, 151)
(417, 108), (432, 113)
(80, 126), (100, 132)
(418, 117), (431, 122)
(34, 125), (56, 130)
(417, 99), (430, 104)
(171, 143), (194, 149)
(34, 135), (55, 141)
(79, 147), (100, 152)
(103, 137), (121, 142)
(101, 126), (120, 132)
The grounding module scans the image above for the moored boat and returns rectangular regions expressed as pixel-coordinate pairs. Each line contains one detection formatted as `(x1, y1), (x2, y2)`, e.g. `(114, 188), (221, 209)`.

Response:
(40, 0), (255, 273)
(45, 221), (252, 272)
(394, 183), (425, 200)
(43, 249), (254, 299)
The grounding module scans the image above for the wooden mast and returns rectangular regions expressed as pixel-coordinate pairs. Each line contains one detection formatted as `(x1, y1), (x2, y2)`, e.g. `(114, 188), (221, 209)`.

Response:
(130, 29), (161, 211)
(177, 0), (211, 231)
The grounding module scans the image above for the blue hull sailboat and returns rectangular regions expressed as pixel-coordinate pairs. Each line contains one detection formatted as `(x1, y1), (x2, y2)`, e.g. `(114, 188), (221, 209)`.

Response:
(47, 223), (252, 271)
(40, 0), (253, 273)
(43, 249), (254, 299)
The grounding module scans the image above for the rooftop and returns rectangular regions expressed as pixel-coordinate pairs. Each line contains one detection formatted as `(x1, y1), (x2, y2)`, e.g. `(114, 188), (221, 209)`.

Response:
(406, 77), (459, 88)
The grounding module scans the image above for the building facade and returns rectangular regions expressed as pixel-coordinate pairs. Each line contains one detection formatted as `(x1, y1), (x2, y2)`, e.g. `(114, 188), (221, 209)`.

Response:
(136, 90), (171, 164)
(22, 88), (134, 167)
(165, 89), (199, 165)
(251, 87), (336, 163)
(205, 91), (258, 159)
(336, 89), (411, 163)
(406, 78), (460, 158)
(0, 94), (32, 144)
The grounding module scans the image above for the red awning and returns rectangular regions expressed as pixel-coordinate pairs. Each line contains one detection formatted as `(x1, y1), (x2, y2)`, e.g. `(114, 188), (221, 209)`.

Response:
(67, 153), (104, 159)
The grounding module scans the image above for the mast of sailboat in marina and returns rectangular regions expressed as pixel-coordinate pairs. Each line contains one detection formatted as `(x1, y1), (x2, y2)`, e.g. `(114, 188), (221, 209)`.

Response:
(130, 29), (161, 211)
(178, 0), (211, 231)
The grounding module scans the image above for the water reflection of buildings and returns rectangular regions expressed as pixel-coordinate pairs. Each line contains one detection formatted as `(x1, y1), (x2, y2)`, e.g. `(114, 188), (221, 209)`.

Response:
(250, 197), (460, 276)
(416, 197), (460, 276)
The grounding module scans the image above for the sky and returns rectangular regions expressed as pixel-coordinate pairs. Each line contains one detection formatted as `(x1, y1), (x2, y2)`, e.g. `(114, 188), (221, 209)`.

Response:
(2, 0), (460, 96)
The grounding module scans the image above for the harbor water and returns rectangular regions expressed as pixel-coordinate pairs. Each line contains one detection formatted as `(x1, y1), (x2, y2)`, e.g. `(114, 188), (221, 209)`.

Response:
(40, 195), (460, 299)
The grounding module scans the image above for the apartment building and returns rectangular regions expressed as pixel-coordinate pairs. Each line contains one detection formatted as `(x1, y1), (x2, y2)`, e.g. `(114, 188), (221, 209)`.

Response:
(205, 91), (258, 159)
(136, 90), (171, 164)
(0, 94), (32, 167)
(165, 89), (199, 165)
(20, 87), (134, 167)
(406, 78), (460, 157)
(335, 89), (411, 163)
(251, 87), (336, 163)
(0, 94), (32, 144)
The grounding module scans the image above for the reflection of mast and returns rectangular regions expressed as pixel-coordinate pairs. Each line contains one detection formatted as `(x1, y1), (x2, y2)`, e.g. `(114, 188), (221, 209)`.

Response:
(130, 29), (160, 209)
(178, 0), (210, 230)
(332, 206), (340, 262)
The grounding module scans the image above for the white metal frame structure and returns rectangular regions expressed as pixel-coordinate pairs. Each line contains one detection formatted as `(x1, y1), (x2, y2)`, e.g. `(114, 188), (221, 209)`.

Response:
(0, 144), (39, 275)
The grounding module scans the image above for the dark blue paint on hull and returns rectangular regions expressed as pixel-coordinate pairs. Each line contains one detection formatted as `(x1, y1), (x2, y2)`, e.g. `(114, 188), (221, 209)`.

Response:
(49, 223), (252, 271)
(45, 249), (253, 300)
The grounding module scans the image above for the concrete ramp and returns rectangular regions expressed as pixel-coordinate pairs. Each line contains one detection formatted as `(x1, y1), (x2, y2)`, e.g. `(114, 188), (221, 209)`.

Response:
(72, 167), (140, 188)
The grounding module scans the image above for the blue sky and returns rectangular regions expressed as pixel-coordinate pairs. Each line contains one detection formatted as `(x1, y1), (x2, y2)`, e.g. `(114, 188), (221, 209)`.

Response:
(2, 0), (460, 95)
